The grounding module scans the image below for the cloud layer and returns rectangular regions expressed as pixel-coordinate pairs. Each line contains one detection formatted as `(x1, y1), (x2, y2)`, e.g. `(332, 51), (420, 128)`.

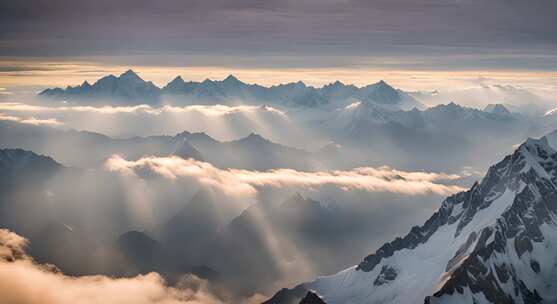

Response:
(105, 155), (465, 196)
(0, 102), (286, 117)
(0, 229), (222, 304)
(0, 112), (63, 125)
(0, 102), (290, 140)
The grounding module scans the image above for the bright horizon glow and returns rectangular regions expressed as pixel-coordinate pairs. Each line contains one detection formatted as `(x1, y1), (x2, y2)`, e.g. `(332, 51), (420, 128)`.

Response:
(1, 59), (556, 94)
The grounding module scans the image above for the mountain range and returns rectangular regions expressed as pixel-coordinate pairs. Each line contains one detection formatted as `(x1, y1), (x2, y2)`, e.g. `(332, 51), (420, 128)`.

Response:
(0, 97), (545, 173)
(332, 101), (517, 132)
(265, 131), (557, 303)
(39, 70), (160, 103)
(38, 70), (423, 110)
(0, 119), (321, 170)
(324, 100), (544, 172)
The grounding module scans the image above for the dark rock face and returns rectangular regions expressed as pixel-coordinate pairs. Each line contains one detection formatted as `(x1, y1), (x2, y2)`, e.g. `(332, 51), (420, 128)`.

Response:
(429, 138), (557, 303)
(263, 285), (310, 304)
(373, 265), (397, 286)
(268, 134), (557, 304)
(357, 139), (532, 274)
(298, 291), (327, 304)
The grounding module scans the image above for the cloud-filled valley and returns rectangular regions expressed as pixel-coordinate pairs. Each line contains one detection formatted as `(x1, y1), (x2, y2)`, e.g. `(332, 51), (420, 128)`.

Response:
(1, 66), (556, 304)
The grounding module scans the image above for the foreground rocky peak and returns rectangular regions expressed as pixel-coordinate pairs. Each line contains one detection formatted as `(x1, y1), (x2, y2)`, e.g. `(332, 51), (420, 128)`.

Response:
(266, 131), (557, 304)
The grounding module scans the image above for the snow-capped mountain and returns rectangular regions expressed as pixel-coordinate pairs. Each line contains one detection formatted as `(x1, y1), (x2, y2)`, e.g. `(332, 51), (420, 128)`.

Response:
(39, 70), (422, 110)
(355, 80), (423, 110)
(331, 101), (425, 131)
(163, 77), (422, 109)
(266, 130), (557, 304)
(408, 85), (554, 117)
(39, 69), (160, 104)
(331, 101), (517, 132)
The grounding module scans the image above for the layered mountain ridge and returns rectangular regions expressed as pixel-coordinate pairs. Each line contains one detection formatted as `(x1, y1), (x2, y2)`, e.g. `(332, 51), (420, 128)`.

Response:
(266, 131), (557, 304)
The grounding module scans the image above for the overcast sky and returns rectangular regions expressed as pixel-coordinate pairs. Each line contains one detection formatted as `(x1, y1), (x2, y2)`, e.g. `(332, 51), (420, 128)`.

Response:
(0, 0), (556, 89)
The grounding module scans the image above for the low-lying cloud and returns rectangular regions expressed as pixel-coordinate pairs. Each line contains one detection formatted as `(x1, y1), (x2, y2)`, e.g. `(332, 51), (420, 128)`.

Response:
(0, 102), (287, 117)
(0, 229), (223, 304)
(105, 155), (465, 196)
(0, 112), (63, 125)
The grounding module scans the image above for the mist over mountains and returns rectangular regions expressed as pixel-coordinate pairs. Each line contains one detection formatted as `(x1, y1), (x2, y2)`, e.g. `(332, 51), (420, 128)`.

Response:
(2, 69), (557, 304)
(3, 69), (555, 172)
(1, 0), (556, 301)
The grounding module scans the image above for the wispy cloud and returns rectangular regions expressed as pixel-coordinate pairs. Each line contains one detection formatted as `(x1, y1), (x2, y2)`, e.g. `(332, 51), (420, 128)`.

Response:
(0, 112), (63, 125)
(0, 102), (287, 117)
(162, 105), (287, 117)
(105, 155), (465, 196)
(0, 229), (223, 304)
(0, 88), (12, 95)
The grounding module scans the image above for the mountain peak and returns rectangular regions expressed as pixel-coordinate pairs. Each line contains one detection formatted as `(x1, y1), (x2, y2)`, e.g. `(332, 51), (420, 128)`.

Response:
(326, 80), (344, 87)
(485, 103), (512, 117)
(0, 148), (62, 174)
(173, 139), (203, 161)
(244, 132), (268, 143)
(169, 75), (185, 84)
(374, 80), (393, 89)
(299, 291), (327, 304)
(223, 74), (240, 83)
(119, 69), (141, 81)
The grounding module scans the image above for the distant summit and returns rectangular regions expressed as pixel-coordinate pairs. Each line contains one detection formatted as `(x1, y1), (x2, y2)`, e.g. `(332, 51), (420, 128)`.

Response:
(39, 69), (160, 104)
(119, 69), (142, 81)
(299, 291), (327, 304)
(173, 139), (204, 161)
(484, 103), (513, 117)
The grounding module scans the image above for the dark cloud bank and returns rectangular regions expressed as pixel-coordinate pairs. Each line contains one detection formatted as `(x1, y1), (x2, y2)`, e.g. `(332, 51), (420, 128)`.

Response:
(1, 0), (556, 69)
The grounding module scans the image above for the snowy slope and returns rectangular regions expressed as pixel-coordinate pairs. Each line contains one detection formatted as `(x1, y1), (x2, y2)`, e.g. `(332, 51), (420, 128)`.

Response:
(266, 132), (557, 304)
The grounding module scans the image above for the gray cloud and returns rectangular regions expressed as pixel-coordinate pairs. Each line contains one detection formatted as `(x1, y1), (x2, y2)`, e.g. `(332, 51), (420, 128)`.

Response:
(0, 0), (555, 70)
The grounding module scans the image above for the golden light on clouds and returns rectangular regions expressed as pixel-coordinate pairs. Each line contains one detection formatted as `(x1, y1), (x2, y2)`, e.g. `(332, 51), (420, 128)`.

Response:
(0, 229), (224, 304)
(105, 155), (466, 196)
(1, 59), (556, 93)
